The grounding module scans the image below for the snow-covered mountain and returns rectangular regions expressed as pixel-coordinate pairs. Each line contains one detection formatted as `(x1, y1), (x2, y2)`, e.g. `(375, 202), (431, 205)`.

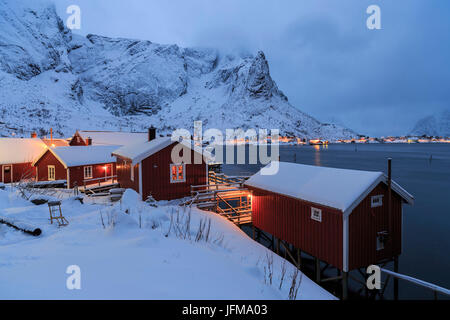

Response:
(409, 110), (450, 137)
(0, 0), (357, 140)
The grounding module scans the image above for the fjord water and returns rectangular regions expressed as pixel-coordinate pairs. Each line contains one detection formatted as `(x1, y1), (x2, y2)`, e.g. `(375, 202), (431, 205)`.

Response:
(223, 143), (450, 299)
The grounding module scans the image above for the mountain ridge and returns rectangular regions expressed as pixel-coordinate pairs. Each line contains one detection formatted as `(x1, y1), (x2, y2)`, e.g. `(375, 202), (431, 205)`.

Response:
(409, 109), (450, 137)
(0, 0), (357, 140)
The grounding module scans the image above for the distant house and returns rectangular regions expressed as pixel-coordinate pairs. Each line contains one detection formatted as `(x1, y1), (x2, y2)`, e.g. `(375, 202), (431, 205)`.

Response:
(69, 130), (149, 147)
(112, 130), (208, 201)
(0, 138), (48, 183)
(33, 145), (118, 188)
(245, 162), (414, 273)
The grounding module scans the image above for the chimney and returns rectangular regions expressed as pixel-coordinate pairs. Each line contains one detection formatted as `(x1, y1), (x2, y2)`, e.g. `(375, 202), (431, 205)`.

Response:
(31, 132), (37, 138)
(148, 126), (156, 141)
(86, 137), (92, 146)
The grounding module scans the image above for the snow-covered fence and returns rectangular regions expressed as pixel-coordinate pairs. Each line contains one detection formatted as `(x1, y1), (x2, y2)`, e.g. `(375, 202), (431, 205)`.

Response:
(0, 216), (42, 236)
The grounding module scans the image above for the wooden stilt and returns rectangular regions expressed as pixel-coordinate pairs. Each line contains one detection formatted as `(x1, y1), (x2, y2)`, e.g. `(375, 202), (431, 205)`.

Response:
(342, 271), (348, 300)
(296, 248), (302, 270)
(252, 225), (255, 240)
(315, 257), (321, 283)
(394, 256), (399, 300)
(276, 238), (280, 255)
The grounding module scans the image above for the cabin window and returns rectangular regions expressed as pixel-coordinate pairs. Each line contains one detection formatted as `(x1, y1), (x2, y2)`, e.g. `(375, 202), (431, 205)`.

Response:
(4, 166), (11, 173)
(84, 166), (93, 179)
(170, 164), (185, 183)
(376, 231), (388, 251)
(371, 195), (383, 208)
(48, 165), (55, 181)
(311, 207), (322, 222)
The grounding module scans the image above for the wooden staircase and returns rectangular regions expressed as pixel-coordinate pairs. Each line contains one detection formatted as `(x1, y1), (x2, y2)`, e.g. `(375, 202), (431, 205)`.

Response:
(183, 172), (252, 226)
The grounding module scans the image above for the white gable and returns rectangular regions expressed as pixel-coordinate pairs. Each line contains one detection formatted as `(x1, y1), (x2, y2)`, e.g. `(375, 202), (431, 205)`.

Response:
(0, 138), (48, 165)
(245, 162), (413, 215)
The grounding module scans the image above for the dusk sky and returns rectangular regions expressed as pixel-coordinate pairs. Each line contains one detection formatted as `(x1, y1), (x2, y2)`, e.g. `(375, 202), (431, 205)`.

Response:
(55, 0), (450, 136)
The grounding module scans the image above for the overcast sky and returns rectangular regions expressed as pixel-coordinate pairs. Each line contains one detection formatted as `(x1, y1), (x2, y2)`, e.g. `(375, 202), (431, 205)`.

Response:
(54, 0), (450, 136)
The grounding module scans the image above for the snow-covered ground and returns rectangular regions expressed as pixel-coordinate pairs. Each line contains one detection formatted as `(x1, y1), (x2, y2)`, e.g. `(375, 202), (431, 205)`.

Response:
(0, 187), (334, 300)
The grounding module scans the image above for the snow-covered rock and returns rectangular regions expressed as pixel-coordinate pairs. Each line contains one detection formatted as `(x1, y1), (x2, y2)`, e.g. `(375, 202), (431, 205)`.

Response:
(0, 0), (357, 140)
(409, 109), (450, 137)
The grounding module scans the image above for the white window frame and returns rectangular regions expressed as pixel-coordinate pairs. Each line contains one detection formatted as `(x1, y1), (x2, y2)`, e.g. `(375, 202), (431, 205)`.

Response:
(48, 165), (55, 181)
(131, 164), (134, 181)
(311, 207), (322, 222)
(84, 166), (93, 179)
(371, 195), (383, 208)
(170, 163), (186, 183)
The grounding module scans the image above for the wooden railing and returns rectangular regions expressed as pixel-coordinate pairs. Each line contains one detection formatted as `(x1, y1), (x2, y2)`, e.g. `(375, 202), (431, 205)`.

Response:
(83, 175), (117, 189)
(380, 268), (450, 300)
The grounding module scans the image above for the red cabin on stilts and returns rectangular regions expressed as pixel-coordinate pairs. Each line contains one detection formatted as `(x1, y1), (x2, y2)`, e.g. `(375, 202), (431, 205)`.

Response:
(245, 162), (414, 287)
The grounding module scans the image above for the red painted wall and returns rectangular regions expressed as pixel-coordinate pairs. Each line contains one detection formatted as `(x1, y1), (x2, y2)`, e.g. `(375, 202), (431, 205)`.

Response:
(248, 181), (404, 271)
(348, 183), (403, 270)
(34, 150), (116, 188)
(116, 157), (139, 191)
(248, 186), (344, 270)
(68, 163), (115, 188)
(34, 150), (67, 182)
(115, 142), (207, 201)
(141, 143), (207, 201)
(1, 163), (36, 183)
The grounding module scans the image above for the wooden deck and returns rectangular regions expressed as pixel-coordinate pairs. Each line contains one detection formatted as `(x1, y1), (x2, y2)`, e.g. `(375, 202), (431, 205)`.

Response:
(183, 171), (252, 226)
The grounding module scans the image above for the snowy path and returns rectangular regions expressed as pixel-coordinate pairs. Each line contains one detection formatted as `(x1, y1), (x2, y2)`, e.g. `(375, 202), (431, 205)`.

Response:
(0, 189), (335, 300)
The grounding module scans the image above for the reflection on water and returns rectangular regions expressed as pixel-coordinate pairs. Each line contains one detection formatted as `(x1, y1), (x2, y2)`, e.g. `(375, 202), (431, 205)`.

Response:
(223, 143), (450, 299)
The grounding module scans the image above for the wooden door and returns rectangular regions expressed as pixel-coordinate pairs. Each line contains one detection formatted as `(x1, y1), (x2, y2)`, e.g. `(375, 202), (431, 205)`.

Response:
(3, 165), (12, 183)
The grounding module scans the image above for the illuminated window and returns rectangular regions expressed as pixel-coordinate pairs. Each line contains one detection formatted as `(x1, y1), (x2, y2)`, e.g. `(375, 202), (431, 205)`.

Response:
(371, 195), (383, 208)
(311, 207), (322, 222)
(48, 165), (55, 181)
(170, 164), (185, 183)
(84, 166), (93, 179)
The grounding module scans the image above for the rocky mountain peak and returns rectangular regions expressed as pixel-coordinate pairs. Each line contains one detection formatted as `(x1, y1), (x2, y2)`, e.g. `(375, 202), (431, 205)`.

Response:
(0, 0), (356, 140)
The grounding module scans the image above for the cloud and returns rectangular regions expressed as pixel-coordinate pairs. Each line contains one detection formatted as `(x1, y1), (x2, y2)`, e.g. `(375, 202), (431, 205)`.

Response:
(53, 0), (450, 136)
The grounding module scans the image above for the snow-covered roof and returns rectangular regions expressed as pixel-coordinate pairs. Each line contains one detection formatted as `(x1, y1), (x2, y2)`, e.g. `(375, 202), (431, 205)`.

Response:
(77, 131), (148, 146)
(112, 138), (174, 165)
(34, 145), (119, 168)
(245, 162), (414, 216)
(0, 138), (48, 165)
(41, 139), (69, 147)
(112, 138), (208, 165)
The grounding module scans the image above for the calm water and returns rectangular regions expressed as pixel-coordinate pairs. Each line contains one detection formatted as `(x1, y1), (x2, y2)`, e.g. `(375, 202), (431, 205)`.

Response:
(223, 143), (450, 299)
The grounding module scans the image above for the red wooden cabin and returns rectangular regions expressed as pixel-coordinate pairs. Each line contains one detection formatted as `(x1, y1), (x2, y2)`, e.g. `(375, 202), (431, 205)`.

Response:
(33, 145), (118, 188)
(112, 130), (208, 201)
(245, 162), (414, 274)
(0, 138), (48, 183)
